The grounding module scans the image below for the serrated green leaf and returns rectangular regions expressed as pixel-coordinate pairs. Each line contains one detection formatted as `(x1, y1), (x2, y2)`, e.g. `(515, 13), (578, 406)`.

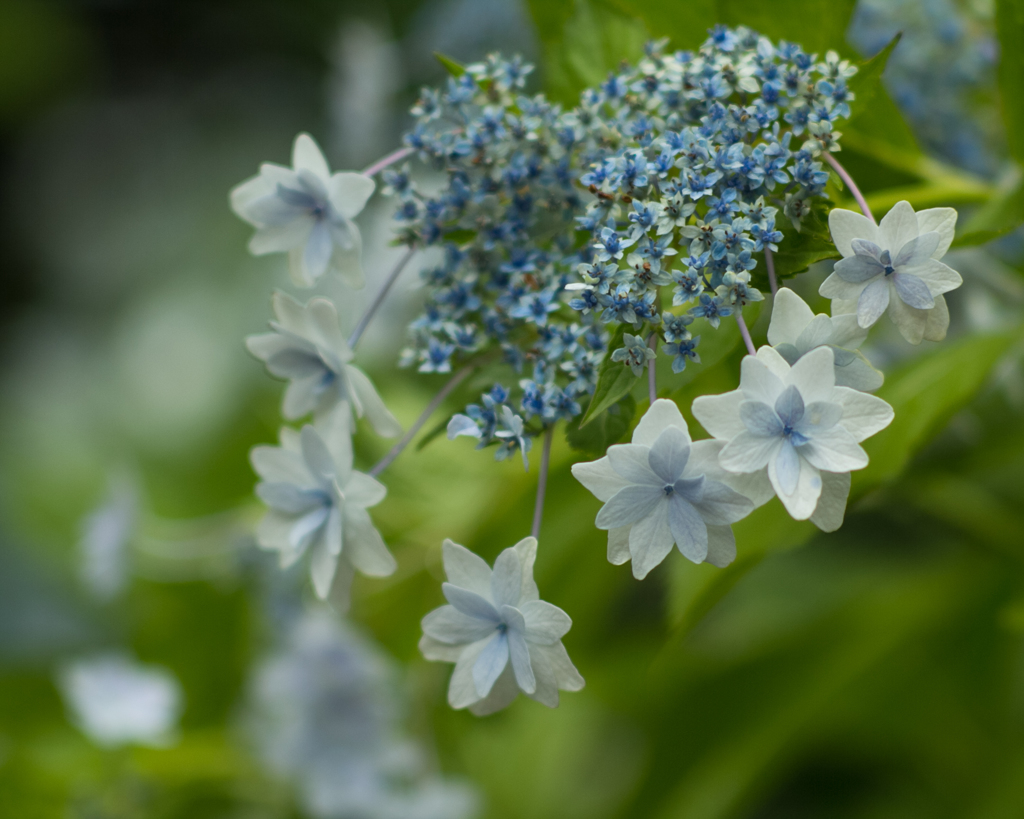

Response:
(580, 325), (642, 426)
(434, 51), (466, 77)
(846, 33), (901, 124)
(565, 393), (637, 456)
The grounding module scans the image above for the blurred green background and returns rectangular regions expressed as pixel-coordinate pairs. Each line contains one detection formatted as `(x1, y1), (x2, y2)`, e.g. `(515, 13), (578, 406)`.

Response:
(3, 0), (1024, 817)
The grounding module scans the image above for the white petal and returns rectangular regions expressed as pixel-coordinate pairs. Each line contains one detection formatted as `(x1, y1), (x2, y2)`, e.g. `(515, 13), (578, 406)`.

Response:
(443, 583), (500, 622)
(687, 440), (775, 506)
(250, 445), (315, 487)
(794, 314), (835, 352)
(572, 458), (631, 503)
(343, 470), (387, 508)
(801, 426), (868, 472)
(740, 354), (786, 406)
(248, 220), (312, 255)
(303, 220), (333, 283)
(271, 290), (314, 335)
(473, 631), (510, 697)
(513, 537), (541, 603)
(526, 641), (585, 708)
(819, 271), (868, 301)
(506, 625), (535, 694)
(292, 133), (331, 179)
(330, 234), (367, 290)
(915, 207), (957, 258)
(521, 600), (572, 645)
(628, 502), (675, 579)
(596, 485), (663, 529)
(923, 294), (950, 342)
(694, 480), (755, 525)
(720, 430), (781, 473)
(345, 365), (402, 438)
(422, 605), (497, 644)
(705, 525), (737, 567)
(833, 387), (894, 442)
(768, 455), (822, 520)
(767, 287), (815, 346)
(903, 258), (962, 296)
(787, 345), (835, 404)
(631, 398), (690, 445)
(886, 292), (928, 344)
(418, 633), (464, 662)
(309, 537), (338, 599)
(857, 278), (891, 328)
(607, 527), (631, 564)
(491, 548), (523, 609)
(230, 174), (273, 218)
(809, 471), (851, 532)
(306, 297), (349, 354)
(879, 200), (920, 253)
(668, 496), (709, 564)
(691, 390), (746, 440)
(343, 507), (396, 577)
(448, 637), (492, 709)
(442, 540), (493, 601)
(328, 172), (376, 219)
(829, 208), (880, 257)
(828, 313), (869, 349)
(752, 345), (792, 381)
(607, 444), (661, 485)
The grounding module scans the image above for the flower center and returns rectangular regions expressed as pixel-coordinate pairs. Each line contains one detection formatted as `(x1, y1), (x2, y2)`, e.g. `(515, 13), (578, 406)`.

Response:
(883, 264), (894, 276)
(663, 484), (675, 496)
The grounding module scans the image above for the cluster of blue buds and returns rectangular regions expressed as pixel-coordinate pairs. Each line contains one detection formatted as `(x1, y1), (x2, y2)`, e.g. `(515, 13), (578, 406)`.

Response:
(571, 28), (857, 373)
(387, 54), (615, 462)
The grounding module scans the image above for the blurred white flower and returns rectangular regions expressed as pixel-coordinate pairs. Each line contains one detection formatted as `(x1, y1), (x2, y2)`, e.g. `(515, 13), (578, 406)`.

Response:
(692, 347), (893, 528)
(231, 133), (375, 288)
(767, 287), (883, 391)
(420, 537), (584, 715)
(58, 654), (182, 748)
(79, 475), (138, 600)
(572, 399), (762, 576)
(247, 291), (401, 435)
(249, 611), (478, 819)
(251, 412), (395, 604)
(820, 201), (961, 343)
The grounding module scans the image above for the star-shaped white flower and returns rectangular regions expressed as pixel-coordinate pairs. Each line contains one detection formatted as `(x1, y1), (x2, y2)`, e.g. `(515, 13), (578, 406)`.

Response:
(419, 537), (584, 716)
(768, 287), (883, 391)
(820, 201), (961, 344)
(692, 347), (893, 529)
(231, 133), (375, 288)
(571, 399), (765, 577)
(247, 292), (401, 436)
(251, 413), (395, 604)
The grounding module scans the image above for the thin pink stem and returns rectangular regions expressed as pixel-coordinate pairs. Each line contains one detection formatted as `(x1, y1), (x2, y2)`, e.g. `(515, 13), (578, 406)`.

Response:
(347, 247), (416, 349)
(764, 246), (778, 296)
(369, 366), (473, 477)
(530, 427), (554, 540)
(824, 152), (876, 224)
(362, 146), (414, 178)
(646, 332), (658, 404)
(735, 311), (756, 357)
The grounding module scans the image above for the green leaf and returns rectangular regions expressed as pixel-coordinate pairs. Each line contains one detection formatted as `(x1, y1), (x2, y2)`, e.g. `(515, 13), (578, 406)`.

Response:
(580, 324), (642, 426)
(434, 51), (466, 77)
(846, 34), (901, 124)
(854, 331), (1018, 490)
(565, 393), (636, 456)
(996, 0), (1024, 164)
(759, 233), (839, 288)
(953, 175), (1024, 248)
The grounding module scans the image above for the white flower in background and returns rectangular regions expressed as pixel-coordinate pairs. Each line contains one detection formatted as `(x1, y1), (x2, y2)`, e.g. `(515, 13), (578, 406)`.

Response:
(249, 612), (478, 819)
(820, 201), (961, 344)
(692, 347), (894, 529)
(572, 399), (763, 576)
(251, 412), (395, 603)
(231, 133), (375, 288)
(58, 654), (182, 748)
(78, 475), (138, 600)
(247, 291), (401, 436)
(419, 537), (584, 715)
(767, 287), (883, 391)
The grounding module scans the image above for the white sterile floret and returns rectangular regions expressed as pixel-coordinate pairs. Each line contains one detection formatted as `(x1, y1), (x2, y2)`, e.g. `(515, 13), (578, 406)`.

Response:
(571, 399), (765, 577)
(419, 537), (584, 716)
(820, 201), (961, 344)
(251, 411), (395, 604)
(692, 347), (894, 529)
(767, 287), (883, 391)
(247, 291), (401, 436)
(231, 133), (375, 288)
(59, 654), (182, 748)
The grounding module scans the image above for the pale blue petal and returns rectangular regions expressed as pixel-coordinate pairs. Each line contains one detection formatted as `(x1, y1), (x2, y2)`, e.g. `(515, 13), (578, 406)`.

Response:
(893, 273), (935, 309)
(607, 444), (661, 485)
(447, 415), (482, 439)
(739, 401), (783, 438)
(519, 600), (572, 645)
(668, 496), (708, 563)
(595, 485), (663, 530)
(289, 505), (329, 552)
(720, 431), (780, 472)
(443, 583), (500, 622)
(694, 480), (755, 525)
(849, 238), (884, 262)
(300, 426), (335, 484)
(472, 631), (509, 698)
(303, 219), (333, 282)
(856, 278), (890, 327)
(422, 605), (497, 644)
(265, 349), (325, 379)
(506, 626), (535, 694)
(893, 231), (939, 268)
(834, 254), (883, 284)
(774, 385), (805, 428)
(775, 440), (801, 495)
(490, 548), (523, 609)
(647, 426), (691, 484)
(255, 482), (326, 514)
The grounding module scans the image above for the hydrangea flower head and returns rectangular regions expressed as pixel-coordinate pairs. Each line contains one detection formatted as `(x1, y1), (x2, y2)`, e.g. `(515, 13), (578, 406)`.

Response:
(419, 537), (584, 715)
(820, 201), (961, 343)
(572, 400), (764, 577)
(767, 287), (882, 391)
(231, 133), (375, 288)
(251, 412), (395, 603)
(692, 347), (893, 528)
(247, 292), (401, 436)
